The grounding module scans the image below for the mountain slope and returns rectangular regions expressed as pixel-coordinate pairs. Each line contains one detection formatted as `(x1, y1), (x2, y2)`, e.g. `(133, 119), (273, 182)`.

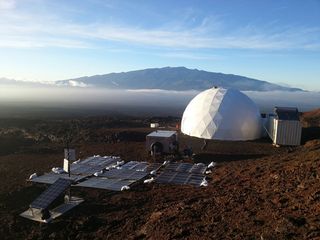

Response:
(57, 67), (302, 91)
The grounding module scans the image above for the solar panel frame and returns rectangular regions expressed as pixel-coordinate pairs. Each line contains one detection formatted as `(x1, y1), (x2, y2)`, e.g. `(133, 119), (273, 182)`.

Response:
(30, 178), (71, 210)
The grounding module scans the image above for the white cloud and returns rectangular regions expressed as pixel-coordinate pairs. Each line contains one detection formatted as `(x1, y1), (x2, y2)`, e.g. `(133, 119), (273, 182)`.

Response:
(126, 89), (198, 95)
(53, 80), (90, 88)
(0, 0), (15, 10)
(68, 80), (89, 88)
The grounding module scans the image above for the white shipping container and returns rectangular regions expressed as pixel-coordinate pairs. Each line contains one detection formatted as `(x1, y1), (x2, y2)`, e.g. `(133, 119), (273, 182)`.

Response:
(274, 120), (301, 146)
(266, 107), (302, 146)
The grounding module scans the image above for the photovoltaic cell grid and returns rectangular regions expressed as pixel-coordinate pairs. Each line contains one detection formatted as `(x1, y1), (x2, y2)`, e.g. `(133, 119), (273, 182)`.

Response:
(145, 163), (163, 172)
(70, 164), (105, 175)
(80, 156), (120, 166)
(163, 163), (207, 174)
(69, 156), (119, 175)
(75, 177), (134, 191)
(121, 161), (147, 171)
(99, 169), (148, 180)
(30, 173), (87, 184)
(121, 161), (162, 172)
(155, 171), (204, 186)
(30, 178), (71, 210)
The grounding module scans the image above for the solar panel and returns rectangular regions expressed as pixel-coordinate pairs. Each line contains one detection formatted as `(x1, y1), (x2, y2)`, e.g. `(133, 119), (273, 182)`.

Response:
(163, 163), (207, 174)
(30, 178), (71, 210)
(68, 156), (121, 175)
(189, 163), (207, 174)
(146, 163), (163, 173)
(75, 177), (133, 191)
(121, 161), (146, 170)
(99, 169), (148, 180)
(155, 171), (204, 186)
(79, 156), (119, 166)
(120, 161), (162, 173)
(30, 173), (87, 184)
(70, 164), (105, 175)
(163, 163), (188, 172)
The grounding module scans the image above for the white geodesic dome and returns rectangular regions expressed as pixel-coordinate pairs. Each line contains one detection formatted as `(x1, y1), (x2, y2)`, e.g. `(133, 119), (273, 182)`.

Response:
(181, 88), (262, 141)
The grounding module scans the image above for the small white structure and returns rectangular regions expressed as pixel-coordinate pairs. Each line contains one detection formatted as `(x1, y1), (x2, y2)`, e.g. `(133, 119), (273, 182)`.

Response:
(146, 130), (178, 154)
(63, 149), (76, 173)
(181, 87), (262, 140)
(266, 107), (302, 146)
(150, 123), (159, 128)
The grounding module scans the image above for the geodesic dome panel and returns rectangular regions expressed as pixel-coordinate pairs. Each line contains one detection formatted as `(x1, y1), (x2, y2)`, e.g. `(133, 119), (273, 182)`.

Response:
(181, 88), (262, 140)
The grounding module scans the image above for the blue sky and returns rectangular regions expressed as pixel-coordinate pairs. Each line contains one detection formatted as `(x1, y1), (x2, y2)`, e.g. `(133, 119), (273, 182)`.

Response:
(0, 0), (319, 90)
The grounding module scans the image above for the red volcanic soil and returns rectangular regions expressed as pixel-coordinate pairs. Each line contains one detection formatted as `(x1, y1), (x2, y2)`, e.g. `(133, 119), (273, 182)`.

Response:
(301, 108), (320, 127)
(0, 117), (320, 239)
(302, 108), (320, 118)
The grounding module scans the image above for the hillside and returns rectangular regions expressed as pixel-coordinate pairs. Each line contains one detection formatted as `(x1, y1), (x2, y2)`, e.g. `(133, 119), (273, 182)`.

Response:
(57, 67), (303, 92)
(0, 112), (320, 239)
(302, 108), (320, 127)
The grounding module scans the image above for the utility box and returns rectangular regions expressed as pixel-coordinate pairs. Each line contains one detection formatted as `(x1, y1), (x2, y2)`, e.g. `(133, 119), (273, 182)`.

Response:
(150, 123), (160, 128)
(266, 107), (302, 146)
(63, 149), (76, 172)
(146, 130), (178, 154)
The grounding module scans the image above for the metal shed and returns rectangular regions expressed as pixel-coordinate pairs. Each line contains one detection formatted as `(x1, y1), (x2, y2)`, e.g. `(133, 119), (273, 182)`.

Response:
(146, 130), (178, 154)
(266, 107), (302, 146)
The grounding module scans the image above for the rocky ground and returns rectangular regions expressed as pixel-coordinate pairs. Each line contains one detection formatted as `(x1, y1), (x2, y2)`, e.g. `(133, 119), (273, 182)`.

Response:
(0, 113), (320, 239)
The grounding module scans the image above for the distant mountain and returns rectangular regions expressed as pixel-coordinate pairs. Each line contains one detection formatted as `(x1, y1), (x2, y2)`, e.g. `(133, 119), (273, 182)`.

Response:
(57, 67), (303, 92)
(1, 67), (303, 92)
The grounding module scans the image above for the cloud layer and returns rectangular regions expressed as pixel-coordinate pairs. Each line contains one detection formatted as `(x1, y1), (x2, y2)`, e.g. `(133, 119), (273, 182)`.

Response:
(0, 86), (319, 115)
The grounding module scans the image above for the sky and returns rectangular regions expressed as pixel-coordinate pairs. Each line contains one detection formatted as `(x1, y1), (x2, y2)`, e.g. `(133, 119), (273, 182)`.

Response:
(0, 0), (320, 90)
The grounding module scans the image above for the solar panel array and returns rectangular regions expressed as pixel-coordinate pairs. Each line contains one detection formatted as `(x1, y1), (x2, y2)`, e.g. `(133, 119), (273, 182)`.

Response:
(155, 162), (207, 186)
(30, 155), (209, 191)
(30, 178), (71, 210)
(76, 177), (133, 191)
(156, 171), (204, 186)
(163, 162), (207, 174)
(74, 161), (163, 191)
